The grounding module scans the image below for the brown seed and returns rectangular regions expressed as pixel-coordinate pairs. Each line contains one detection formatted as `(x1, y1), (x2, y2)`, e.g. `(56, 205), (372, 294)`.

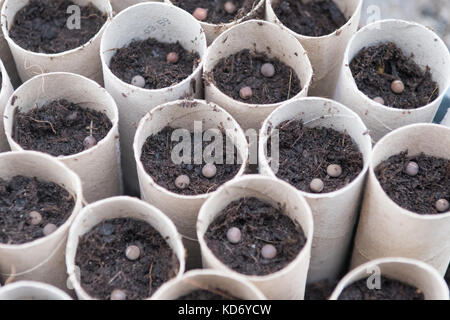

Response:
(43, 223), (57, 236)
(193, 7), (208, 21)
(83, 135), (97, 150)
(373, 97), (385, 105)
(261, 244), (277, 259)
(131, 75), (146, 88)
(125, 245), (141, 260)
(405, 161), (419, 176)
(261, 63), (275, 78)
(224, 1), (237, 14)
(239, 86), (253, 100)
(391, 80), (405, 94)
(175, 175), (190, 189)
(202, 163), (217, 179)
(110, 289), (127, 300)
(226, 227), (242, 244)
(327, 164), (342, 178)
(435, 199), (449, 213)
(166, 52), (179, 64)
(29, 211), (42, 225)
(310, 178), (324, 193)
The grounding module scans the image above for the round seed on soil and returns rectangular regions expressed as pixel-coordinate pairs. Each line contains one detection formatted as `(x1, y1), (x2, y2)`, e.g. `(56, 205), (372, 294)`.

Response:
(226, 227), (242, 244)
(261, 63), (275, 78)
(83, 135), (97, 149)
(261, 244), (277, 259)
(131, 75), (146, 88)
(327, 164), (342, 178)
(391, 80), (405, 94)
(202, 163), (217, 179)
(110, 289), (126, 300)
(224, 1), (237, 14)
(193, 7), (208, 21)
(435, 199), (449, 213)
(310, 178), (324, 193)
(373, 97), (385, 105)
(175, 175), (190, 189)
(239, 86), (253, 100)
(125, 245), (141, 261)
(405, 161), (419, 176)
(166, 52), (179, 64)
(29, 211), (42, 225)
(43, 223), (57, 236)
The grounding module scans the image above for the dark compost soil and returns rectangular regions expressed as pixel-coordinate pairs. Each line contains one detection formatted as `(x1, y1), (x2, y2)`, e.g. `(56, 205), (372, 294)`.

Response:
(305, 279), (338, 300)
(13, 99), (112, 157)
(76, 218), (179, 300)
(205, 197), (307, 276)
(209, 49), (302, 104)
(375, 152), (450, 215)
(9, 0), (107, 54)
(109, 38), (200, 90)
(338, 276), (425, 300)
(0, 176), (75, 244)
(140, 127), (241, 196)
(178, 289), (236, 300)
(274, 0), (347, 37)
(350, 42), (439, 109)
(268, 120), (364, 193)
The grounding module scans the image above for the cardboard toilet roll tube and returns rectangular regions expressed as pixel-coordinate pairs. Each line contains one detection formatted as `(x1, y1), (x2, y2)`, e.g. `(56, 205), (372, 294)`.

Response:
(0, 151), (83, 291)
(333, 19), (450, 142)
(152, 269), (267, 300)
(134, 99), (248, 269)
(0, 58), (14, 153)
(0, 281), (72, 300)
(1, 0), (113, 83)
(165, 0), (265, 45)
(100, 2), (207, 195)
(330, 257), (449, 300)
(197, 175), (314, 300)
(351, 124), (450, 275)
(66, 196), (186, 300)
(0, 0), (20, 88)
(109, 0), (161, 13)
(265, 0), (362, 97)
(258, 97), (372, 283)
(204, 20), (313, 131)
(3, 72), (122, 203)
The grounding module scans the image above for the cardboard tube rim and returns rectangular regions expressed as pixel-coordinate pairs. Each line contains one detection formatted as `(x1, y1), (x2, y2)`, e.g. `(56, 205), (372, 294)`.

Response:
(259, 97), (372, 199)
(99, 2), (207, 94)
(204, 19), (313, 109)
(133, 99), (249, 201)
(152, 269), (267, 300)
(0, 151), (83, 250)
(197, 174), (314, 282)
(265, 0), (363, 40)
(341, 19), (450, 113)
(369, 123), (450, 220)
(329, 257), (450, 300)
(66, 196), (186, 300)
(1, 0), (113, 58)
(3, 72), (120, 161)
(0, 280), (72, 300)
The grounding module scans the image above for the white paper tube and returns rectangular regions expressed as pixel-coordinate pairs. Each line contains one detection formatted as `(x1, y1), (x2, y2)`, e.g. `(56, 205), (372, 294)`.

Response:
(351, 123), (450, 275)
(258, 97), (372, 283)
(0, 0), (20, 87)
(0, 57), (14, 152)
(330, 257), (449, 300)
(0, 151), (83, 291)
(265, 0), (362, 97)
(204, 19), (313, 131)
(333, 19), (450, 142)
(109, 0), (161, 13)
(66, 196), (186, 300)
(101, 2), (207, 195)
(0, 281), (72, 300)
(152, 269), (267, 300)
(197, 175), (314, 300)
(1, 0), (113, 83)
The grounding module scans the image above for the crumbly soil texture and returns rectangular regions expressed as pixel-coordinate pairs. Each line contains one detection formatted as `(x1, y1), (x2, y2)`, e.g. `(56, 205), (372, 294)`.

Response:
(0, 176), (75, 244)
(274, 0), (347, 37)
(210, 49), (301, 104)
(178, 289), (236, 300)
(305, 280), (338, 300)
(375, 152), (450, 215)
(269, 120), (363, 193)
(338, 276), (425, 300)
(9, 0), (107, 54)
(109, 38), (200, 90)
(13, 99), (112, 157)
(140, 127), (241, 196)
(350, 42), (439, 109)
(172, 0), (260, 24)
(205, 197), (306, 276)
(76, 218), (179, 300)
